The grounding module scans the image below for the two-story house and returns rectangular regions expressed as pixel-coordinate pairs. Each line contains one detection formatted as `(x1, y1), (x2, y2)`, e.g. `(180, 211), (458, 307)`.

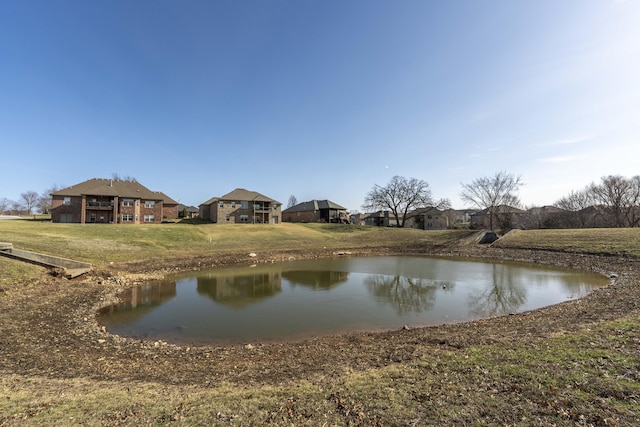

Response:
(199, 188), (281, 224)
(50, 178), (178, 224)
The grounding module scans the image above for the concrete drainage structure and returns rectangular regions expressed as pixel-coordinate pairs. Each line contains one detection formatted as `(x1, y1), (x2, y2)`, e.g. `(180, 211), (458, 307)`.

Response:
(0, 243), (92, 279)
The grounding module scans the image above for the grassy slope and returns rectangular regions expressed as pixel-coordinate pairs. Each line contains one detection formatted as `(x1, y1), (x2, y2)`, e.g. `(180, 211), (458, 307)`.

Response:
(495, 228), (640, 257)
(1, 222), (640, 425)
(0, 220), (469, 284)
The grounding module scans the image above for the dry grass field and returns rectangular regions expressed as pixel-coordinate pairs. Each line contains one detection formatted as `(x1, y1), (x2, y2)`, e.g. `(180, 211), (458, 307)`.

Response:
(1, 220), (639, 426)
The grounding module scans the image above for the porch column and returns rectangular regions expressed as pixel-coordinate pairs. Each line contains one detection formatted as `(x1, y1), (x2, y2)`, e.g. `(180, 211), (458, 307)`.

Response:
(113, 196), (119, 224)
(80, 196), (86, 224)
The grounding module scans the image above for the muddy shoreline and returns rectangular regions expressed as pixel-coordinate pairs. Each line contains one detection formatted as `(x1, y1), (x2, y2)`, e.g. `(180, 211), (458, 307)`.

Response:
(1, 245), (638, 388)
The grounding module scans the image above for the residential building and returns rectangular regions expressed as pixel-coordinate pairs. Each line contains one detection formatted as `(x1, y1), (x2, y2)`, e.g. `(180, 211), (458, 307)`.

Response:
(178, 204), (200, 219)
(282, 199), (349, 223)
(50, 178), (179, 224)
(470, 205), (526, 230)
(361, 210), (397, 227)
(405, 207), (450, 230)
(199, 188), (281, 224)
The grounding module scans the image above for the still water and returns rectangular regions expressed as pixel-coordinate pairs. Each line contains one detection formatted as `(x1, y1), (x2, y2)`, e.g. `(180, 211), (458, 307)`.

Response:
(97, 256), (608, 345)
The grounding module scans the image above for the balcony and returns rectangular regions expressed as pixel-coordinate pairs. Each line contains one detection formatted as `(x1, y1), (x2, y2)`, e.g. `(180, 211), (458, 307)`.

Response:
(252, 204), (273, 213)
(86, 201), (114, 210)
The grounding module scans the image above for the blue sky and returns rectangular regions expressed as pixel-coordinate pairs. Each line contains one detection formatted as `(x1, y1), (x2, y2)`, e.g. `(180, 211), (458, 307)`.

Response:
(1, 0), (639, 211)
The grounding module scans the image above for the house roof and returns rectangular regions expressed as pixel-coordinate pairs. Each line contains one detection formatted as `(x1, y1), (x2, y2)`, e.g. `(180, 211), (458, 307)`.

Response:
(472, 205), (526, 215)
(200, 188), (280, 206)
(155, 192), (179, 205)
(406, 206), (443, 218)
(283, 199), (347, 213)
(52, 178), (164, 201)
(178, 204), (199, 213)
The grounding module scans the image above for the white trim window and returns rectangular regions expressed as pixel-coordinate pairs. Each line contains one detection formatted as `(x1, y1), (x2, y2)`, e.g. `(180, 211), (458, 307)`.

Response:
(122, 214), (134, 222)
(123, 199), (134, 207)
(63, 197), (71, 206)
(145, 200), (155, 209)
(144, 214), (155, 223)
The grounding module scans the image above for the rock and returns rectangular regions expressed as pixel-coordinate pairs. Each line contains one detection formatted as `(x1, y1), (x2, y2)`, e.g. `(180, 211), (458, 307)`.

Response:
(248, 253), (257, 258)
(479, 231), (499, 244)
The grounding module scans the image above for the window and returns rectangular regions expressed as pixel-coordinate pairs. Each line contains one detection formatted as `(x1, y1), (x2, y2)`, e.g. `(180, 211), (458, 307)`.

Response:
(231, 202), (236, 208)
(225, 214), (230, 222)
(219, 201), (224, 208)
(122, 214), (133, 222)
(123, 199), (134, 207)
(89, 212), (97, 222)
(241, 201), (248, 209)
(145, 201), (155, 208)
(240, 215), (249, 222)
(63, 197), (71, 206)
(144, 214), (155, 222)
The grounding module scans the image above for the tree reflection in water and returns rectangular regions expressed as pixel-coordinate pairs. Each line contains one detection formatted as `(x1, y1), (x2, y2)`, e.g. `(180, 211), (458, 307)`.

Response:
(468, 263), (527, 316)
(364, 274), (454, 314)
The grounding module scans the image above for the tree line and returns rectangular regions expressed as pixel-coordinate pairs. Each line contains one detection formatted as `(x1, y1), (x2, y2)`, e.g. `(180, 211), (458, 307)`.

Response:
(0, 185), (60, 216)
(362, 172), (640, 231)
(4, 172), (640, 229)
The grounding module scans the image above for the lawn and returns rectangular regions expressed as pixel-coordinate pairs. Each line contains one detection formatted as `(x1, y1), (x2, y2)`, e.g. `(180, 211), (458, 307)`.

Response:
(495, 228), (640, 257)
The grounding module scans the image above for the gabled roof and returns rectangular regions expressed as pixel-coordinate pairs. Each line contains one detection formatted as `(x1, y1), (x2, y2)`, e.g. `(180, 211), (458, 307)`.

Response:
(53, 178), (162, 200)
(200, 188), (280, 206)
(472, 205), (526, 215)
(283, 199), (347, 213)
(178, 204), (199, 213)
(154, 192), (179, 205)
(406, 206), (443, 218)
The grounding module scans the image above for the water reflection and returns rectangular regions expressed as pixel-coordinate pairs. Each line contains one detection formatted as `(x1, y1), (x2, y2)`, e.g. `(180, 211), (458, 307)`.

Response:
(196, 271), (282, 308)
(365, 275), (453, 314)
(283, 270), (349, 290)
(97, 256), (609, 344)
(468, 264), (527, 316)
(98, 281), (177, 316)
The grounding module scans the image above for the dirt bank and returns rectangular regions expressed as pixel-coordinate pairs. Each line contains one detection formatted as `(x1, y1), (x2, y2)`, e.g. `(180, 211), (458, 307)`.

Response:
(1, 245), (638, 390)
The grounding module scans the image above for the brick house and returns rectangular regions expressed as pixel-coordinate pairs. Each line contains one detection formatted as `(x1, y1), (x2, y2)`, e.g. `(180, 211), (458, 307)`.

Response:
(360, 210), (398, 227)
(50, 178), (179, 224)
(470, 205), (526, 230)
(282, 200), (349, 223)
(405, 207), (450, 230)
(199, 188), (281, 224)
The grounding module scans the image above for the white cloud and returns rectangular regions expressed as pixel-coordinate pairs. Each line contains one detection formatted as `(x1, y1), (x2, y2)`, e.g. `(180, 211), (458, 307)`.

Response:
(538, 155), (583, 163)
(534, 136), (591, 147)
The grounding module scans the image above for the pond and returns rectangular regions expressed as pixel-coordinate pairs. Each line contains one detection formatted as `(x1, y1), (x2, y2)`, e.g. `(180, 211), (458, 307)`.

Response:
(97, 256), (609, 345)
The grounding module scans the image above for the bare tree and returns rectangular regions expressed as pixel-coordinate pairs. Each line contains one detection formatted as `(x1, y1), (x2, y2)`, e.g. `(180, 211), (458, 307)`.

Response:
(112, 173), (137, 182)
(37, 184), (61, 215)
(589, 175), (640, 227)
(11, 200), (24, 215)
(0, 198), (11, 215)
(20, 191), (39, 215)
(555, 189), (594, 228)
(287, 194), (298, 208)
(460, 171), (523, 231)
(362, 175), (448, 227)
